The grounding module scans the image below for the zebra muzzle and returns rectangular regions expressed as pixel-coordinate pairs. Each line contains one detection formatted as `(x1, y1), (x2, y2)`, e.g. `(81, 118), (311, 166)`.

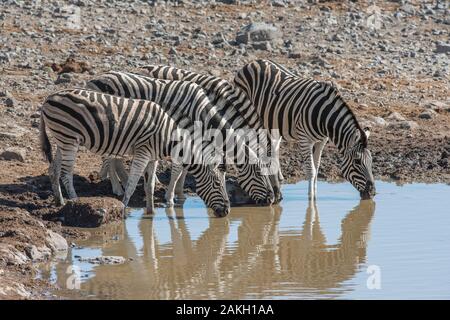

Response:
(360, 181), (376, 200)
(214, 206), (230, 218)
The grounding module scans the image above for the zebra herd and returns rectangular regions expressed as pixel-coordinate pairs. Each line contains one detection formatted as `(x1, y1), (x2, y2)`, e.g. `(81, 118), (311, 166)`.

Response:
(40, 59), (376, 217)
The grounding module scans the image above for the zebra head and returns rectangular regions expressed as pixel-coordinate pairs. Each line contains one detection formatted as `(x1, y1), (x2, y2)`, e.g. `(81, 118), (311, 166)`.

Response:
(235, 161), (275, 205)
(341, 128), (376, 200)
(187, 164), (230, 217)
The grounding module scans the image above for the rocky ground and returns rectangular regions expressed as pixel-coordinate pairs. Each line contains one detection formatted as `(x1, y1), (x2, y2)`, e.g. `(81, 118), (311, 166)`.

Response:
(0, 0), (449, 299)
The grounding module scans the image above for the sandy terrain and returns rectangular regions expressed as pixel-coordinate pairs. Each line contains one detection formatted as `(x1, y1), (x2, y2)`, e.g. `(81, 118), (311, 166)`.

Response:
(0, 0), (449, 299)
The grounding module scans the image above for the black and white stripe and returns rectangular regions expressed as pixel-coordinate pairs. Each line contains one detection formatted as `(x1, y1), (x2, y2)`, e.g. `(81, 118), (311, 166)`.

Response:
(140, 65), (284, 203)
(40, 89), (230, 217)
(86, 71), (274, 206)
(234, 59), (375, 199)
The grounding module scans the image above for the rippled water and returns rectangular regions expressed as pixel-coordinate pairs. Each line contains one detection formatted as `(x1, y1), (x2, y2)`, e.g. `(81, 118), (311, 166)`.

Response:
(39, 181), (450, 299)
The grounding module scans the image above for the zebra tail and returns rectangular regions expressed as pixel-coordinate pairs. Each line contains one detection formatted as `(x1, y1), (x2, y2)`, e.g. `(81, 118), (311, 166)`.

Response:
(40, 110), (53, 163)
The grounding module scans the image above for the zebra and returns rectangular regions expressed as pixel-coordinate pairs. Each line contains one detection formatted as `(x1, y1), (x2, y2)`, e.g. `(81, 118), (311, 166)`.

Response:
(128, 64), (285, 203)
(40, 88), (231, 217)
(86, 72), (274, 206)
(234, 59), (375, 200)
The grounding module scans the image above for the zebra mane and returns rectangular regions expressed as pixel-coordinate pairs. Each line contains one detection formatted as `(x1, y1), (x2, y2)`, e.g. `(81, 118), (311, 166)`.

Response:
(319, 81), (368, 149)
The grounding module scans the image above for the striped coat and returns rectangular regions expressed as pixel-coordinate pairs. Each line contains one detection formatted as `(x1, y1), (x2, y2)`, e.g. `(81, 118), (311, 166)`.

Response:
(87, 72), (274, 206)
(40, 89), (230, 216)
(234, 60), (375, 200)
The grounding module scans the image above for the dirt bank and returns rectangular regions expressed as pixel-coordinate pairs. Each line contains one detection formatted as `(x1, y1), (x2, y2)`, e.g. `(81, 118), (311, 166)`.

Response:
(0, 0), (449, 299)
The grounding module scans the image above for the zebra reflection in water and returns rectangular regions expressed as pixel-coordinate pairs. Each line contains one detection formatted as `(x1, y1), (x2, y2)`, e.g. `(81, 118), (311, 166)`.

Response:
(45, 199), (375, 299)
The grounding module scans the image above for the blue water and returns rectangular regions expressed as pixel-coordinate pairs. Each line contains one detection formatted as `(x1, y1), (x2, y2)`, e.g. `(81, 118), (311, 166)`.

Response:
(39, 181), (450, 299)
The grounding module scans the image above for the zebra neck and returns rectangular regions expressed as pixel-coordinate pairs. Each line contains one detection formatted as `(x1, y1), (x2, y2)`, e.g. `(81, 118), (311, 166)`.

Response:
(324, 105), (361, 153)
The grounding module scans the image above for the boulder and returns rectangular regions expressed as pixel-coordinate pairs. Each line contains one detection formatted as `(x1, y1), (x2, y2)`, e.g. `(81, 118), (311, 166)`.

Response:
(46, 230), (68, 253)
(0, 148), (26, 162)
(59, 197), (124, 228)
(435, 42), (450, 54)
(388, 120), (419, 130)
(4, 97), (15, 108)
(25, 245), (52, 261)
(236, 22), (283, 49)
(364, 115), (388, 127)
(418, 109), (437, 119)
(387, 111), (406, 122)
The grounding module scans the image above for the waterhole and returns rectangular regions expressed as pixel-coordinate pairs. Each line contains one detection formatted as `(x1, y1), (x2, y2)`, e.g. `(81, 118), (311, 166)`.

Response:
(39, 181), (450, 299)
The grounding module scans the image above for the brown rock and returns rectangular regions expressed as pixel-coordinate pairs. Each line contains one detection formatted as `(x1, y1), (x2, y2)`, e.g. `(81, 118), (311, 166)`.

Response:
(59, 197), (124, 228)
(0, 148), (26, 162)
(48, 56), (91, 74)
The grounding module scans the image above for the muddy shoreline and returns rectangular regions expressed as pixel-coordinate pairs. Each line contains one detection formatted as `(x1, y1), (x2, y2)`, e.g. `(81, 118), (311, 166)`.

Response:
(1, 132), (449, 299)
(1, 0), (449, 299)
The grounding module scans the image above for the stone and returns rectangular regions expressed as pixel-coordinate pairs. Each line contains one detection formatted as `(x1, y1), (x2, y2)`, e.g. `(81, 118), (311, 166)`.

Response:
(424, 101), (449, 111)
(388, 120), (419, 130)
(4, 97), (15, 108)
(235, 22), (282, 47)
(332, 34), (343, 42)
(55, 73), (72, 85)
(288, 50), (302, 59)
(59, 197), (124, 228)
(78, 255), (126, 265)
(0, 148), (26, 162)
(211, 32), (228, 46)
(366, 115), (388, 127)
(418, 109), (437, 119)
(435, 42), (450, 54)
(25, 245), (52, 261)
(271, 0), (286, 7)
(387, 111), (406, 122)
(0, 244), (28, 266)
(400, 4), (416, 15)
(45, 230), (68, 253)
(0, 90), (12, 98)
(252, 41), (272, 51)
(168, 47), (178, 55)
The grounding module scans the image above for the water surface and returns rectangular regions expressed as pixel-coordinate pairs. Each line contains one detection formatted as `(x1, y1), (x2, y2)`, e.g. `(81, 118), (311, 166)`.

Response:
(39, 181), (450, 299)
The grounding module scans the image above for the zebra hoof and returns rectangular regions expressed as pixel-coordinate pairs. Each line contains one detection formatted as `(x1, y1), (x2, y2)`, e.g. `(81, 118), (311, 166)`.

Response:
(166, 200), (175, 207)
(174, 197), (186, 206)
(112, 189), (124, 197)
(54, 198), (65, 207)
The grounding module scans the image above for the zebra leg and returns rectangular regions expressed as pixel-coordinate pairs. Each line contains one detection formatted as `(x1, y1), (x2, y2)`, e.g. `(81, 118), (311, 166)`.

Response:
(99, 156), (110, 180)
(165, 163), (183, 207)
(49, 147), (64, 206)
(299, 138), (316, 200)
(122, 150), (150, 210)
(270, 136), (283, 203)
(269, 174), (282, 203)
(59, 145), (79, 200)
(109, 158), (125, 197)
(278, 168), (284, 183)
(312, 138), (328, 197)
(304, 200), (320, 241)
(114, 158), (129, 186)
(174, 169), (187, 202)
(143, 160), (158, 214)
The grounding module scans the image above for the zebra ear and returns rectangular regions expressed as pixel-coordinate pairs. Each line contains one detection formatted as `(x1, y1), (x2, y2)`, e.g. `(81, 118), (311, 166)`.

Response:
(364, 127), (371, 140)
(361, 127), (370, 148)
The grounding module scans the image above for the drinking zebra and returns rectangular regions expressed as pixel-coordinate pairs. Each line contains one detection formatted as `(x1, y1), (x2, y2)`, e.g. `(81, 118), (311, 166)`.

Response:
(86, 72), (274, 206)
(234, 59), (375, 200)
(137, 65), (285, 203)
(40, 89), (230, 217)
